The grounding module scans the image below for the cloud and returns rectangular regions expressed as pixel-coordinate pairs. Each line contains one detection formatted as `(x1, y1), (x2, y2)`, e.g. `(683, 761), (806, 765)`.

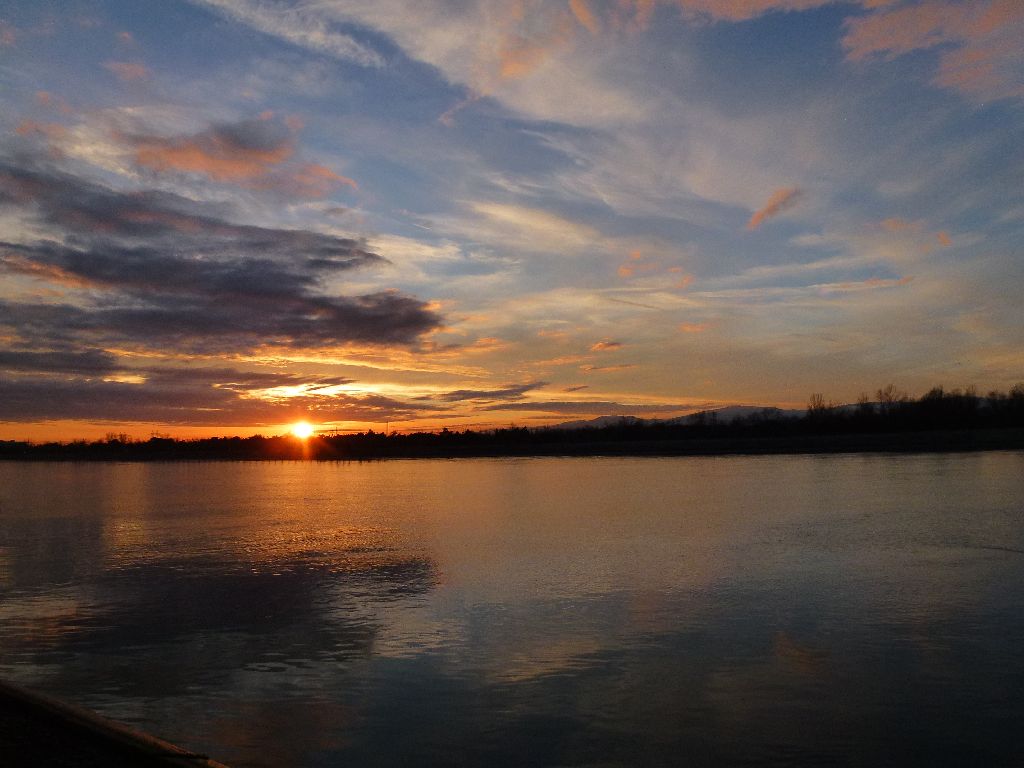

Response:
(746, 187), (802, 230)
(434, 381), (546, 403)
(481, 399), (690, 415)
(842, 0), (1024, 102)
(880, 217), (922, 233)
(579, 363), (637, 372)
(0, 348), (118, 376)
(131, 115), (295, 180)
(0, 373), (431, 425)
(1, 21), (17, 46)
(104, 61), (150, 81)
(590, 340), (623, 351)
(569, 0), (601, 35)
(0, 157), (442, 354)
(678, 322), (708, 333)
(674, 0), (835, 23)
(191, 0), (646, 127)
(15, 120), (68, 141)
(125, 115), (357, 197)
(444, 202), (602, 254)
(819, 275), (914, 294)
(191, 0), (384, 67)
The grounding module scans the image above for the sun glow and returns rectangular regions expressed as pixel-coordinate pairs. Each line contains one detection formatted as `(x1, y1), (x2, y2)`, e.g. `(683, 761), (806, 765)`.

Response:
(291, 421), (315, 439)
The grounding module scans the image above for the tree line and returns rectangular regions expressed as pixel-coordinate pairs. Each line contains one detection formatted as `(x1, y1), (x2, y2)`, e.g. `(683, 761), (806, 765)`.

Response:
(2, 383), (1023, 461)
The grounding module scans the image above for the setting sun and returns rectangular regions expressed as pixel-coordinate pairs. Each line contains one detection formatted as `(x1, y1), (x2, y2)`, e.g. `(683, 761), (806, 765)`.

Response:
(291, 421), (315, 439)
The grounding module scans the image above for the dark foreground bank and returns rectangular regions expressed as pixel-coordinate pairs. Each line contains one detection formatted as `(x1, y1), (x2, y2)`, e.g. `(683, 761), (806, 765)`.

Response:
(4, 384), (1024, 461)
(0, 680), (229, 767)
(2, 428), (1024, 462)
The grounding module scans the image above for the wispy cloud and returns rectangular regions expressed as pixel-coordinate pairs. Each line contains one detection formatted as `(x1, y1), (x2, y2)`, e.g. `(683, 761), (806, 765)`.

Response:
(678, 322), (708, 333)
(104, 61), (149, 81)
(746, 187), (802, 230)
(482, 399), (691, 415)
(580, 363), (636, 373)
(0, 21), (17, 46)
(190, 0), (385, 66)
(569, 0), (601, 35)
(676, 0), (835, 23)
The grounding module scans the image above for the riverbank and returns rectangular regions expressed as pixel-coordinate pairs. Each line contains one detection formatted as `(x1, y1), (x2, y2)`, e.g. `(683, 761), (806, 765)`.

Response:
(2, 427), (1023, 461)
(0, 680), (228, 767)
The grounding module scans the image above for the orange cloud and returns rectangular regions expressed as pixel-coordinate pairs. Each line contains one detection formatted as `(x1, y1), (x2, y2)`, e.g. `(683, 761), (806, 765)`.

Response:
(678, 322), (708, 333)
(675, 0), (833, 22)
(33, 91), (74, 115)
(273, 163), (358, 198)
(530, 354), (590, 367)
(104, 61), (149, 81)
(136, 136), (291, 181)
(669, 268), (694, 289)
(937, 231), (952, 247)
(618, 249), (680, 280)
(441, 2), (577, 124)
(746, 187), (802, 230)
(497, 9), (575, 80)
(880, 217), (922, 233)
(569, 0), (602, 34)
(827, 275), (914, 292)
(580, 363), (637, 372)
(537, 328), (570, 340)
(1, 252), (93, 288)
(590, 340), (624, 351)
(0, 22), (16, 46)
(843, 0), (1024, 101)
(15, 120), (67, 140)
(844, 3), (967, 61)
(128, 116), (357, 198)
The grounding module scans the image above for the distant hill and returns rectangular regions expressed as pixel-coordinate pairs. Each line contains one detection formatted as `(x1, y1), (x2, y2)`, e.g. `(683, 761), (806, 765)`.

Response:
(547, 415), (652, 430)
(549, 405), (805, 431)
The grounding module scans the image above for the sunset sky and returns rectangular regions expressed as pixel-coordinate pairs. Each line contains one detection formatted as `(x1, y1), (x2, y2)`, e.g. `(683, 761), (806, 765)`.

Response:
(1, 0), (1022, 440)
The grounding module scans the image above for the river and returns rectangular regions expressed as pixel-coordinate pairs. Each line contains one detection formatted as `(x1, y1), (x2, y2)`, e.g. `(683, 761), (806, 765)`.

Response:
(1, 453), (1023, 766)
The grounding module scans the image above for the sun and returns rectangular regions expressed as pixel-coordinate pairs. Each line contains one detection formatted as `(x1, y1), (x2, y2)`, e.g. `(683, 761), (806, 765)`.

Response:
(290, 421), (315, 439)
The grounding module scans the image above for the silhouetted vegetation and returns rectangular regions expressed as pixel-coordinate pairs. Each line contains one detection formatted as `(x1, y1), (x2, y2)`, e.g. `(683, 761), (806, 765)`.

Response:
(3, 383), (1024, 461)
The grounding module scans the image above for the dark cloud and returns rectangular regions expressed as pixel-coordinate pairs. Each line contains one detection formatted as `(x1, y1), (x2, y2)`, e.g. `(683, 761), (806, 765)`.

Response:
(0, 373), (433, 425)
(482, 400), (691, 415)
(0, 154), (444, 426)
(0, 348), (117, 375)
(434, 381), (546, 403)
(0, 156), (442, 353)
(139, 366), (354, 390)
(0, 159), (374, 267)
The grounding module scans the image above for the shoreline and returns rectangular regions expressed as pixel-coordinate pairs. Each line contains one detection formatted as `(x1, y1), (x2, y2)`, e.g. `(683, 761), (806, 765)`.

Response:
(0, 679), (229, 767)
(2, 427), (1023, 462)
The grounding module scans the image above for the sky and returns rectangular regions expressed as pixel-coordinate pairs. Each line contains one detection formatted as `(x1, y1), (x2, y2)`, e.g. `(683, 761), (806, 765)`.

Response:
(0, 0), (1022, 440)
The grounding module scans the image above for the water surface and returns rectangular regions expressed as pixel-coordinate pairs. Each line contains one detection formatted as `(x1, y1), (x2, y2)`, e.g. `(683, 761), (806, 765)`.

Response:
(1, 454), (1023, 766)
